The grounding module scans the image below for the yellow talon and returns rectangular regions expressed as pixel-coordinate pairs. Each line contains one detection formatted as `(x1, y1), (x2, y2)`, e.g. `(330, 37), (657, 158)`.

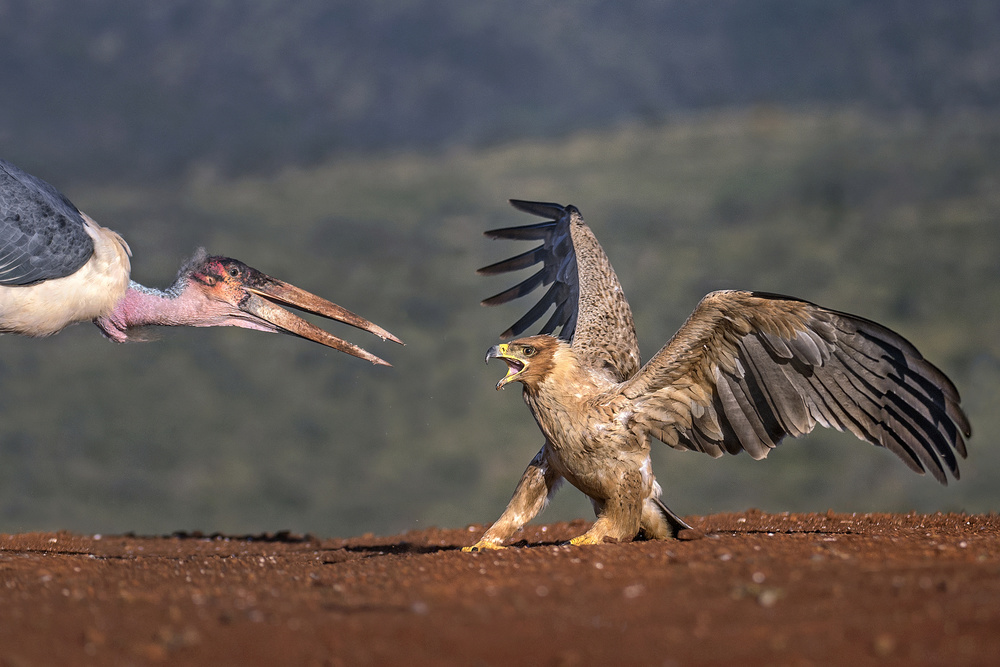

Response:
(568, 534), (603, 546)
(462, 541), (507, 552)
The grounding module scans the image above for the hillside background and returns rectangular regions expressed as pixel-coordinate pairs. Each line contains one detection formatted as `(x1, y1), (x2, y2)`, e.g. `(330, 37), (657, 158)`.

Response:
(0, 1), (997, 537)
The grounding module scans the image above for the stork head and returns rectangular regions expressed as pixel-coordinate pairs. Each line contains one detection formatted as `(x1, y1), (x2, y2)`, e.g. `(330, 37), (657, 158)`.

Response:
(96, 252), (402, 366)
(485, 335), (562, 390)
(189, 255), (402, 365)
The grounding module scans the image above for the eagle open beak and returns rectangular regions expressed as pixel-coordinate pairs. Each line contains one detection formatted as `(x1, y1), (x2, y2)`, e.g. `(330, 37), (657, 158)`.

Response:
(486, 343), (525, 390)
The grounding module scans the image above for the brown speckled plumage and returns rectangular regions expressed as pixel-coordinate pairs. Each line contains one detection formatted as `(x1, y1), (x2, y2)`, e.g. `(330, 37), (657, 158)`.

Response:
(465, 200), (970, 550)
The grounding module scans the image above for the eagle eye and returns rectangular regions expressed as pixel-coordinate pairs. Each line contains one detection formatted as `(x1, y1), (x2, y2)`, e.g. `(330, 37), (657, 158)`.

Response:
(522, 345), (536, 357)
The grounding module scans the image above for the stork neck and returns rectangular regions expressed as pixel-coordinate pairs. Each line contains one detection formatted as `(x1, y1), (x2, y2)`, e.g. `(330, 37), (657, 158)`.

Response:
(93, 279), (201, 342)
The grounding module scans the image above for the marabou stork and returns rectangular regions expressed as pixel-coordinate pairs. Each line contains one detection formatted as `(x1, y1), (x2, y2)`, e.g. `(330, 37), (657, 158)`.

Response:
(0, 158), (401, 364)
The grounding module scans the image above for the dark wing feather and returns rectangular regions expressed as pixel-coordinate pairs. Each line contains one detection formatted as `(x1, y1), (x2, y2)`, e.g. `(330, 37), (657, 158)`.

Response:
(479, 205), (578, 339)
(0, 158), (94, 285)
(623, 291), (970, 484)
(479, 200), (640, 381)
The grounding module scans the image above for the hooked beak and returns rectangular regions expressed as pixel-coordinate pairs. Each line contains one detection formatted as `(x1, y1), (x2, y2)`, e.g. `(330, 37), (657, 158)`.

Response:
(221, 258), (403, 365)
(486, 343), (524, 390)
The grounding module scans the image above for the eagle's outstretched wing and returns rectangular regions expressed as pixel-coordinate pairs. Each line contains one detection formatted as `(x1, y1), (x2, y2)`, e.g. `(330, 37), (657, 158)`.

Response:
(479, 200), (640, 381)
(622, 291), (970, 483)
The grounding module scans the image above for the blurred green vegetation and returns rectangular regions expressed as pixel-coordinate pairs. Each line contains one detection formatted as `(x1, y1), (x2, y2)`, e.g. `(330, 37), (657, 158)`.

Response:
(2, 1), (998, 181)
(0, 107), (997, 536)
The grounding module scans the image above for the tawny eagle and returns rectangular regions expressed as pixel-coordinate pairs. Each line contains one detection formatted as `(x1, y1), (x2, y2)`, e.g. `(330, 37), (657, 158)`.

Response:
(465, 200), (970, 550)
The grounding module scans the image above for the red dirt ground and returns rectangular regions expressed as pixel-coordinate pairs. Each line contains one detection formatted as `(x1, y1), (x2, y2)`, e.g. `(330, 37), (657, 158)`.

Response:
(1, 511), (998, 666)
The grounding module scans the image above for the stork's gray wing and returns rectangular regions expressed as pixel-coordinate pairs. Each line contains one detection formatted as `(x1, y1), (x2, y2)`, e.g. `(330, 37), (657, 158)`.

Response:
(622, 291), (970, 483)
(0, 158), (94, 285)
(479, 200), (640, 381)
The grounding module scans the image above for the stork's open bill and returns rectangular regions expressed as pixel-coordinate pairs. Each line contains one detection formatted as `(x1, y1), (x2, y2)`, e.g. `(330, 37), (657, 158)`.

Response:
(0, 158), (401, 365)
(465, 200), (971, 551)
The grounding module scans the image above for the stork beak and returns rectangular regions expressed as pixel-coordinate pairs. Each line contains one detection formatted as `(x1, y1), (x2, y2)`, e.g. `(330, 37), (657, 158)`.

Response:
(486, 343), (523, 390)
(229, 260), (403, 366)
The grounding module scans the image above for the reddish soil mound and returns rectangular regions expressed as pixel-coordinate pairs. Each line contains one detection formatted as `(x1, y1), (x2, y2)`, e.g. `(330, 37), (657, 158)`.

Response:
(1, 511), (998, 665)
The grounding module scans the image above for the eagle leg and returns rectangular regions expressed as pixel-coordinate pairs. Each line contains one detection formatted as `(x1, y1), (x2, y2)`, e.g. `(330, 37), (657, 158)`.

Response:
(567, 472), (646, 545)
(463, 448), (561, 552)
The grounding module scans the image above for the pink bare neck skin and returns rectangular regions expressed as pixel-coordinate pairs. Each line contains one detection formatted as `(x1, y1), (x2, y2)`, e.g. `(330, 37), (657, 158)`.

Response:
(94, 280), (269, 342)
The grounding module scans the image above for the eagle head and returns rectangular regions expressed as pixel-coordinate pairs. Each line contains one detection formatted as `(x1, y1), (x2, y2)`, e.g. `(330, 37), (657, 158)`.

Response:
(485, 334), (562, 390)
